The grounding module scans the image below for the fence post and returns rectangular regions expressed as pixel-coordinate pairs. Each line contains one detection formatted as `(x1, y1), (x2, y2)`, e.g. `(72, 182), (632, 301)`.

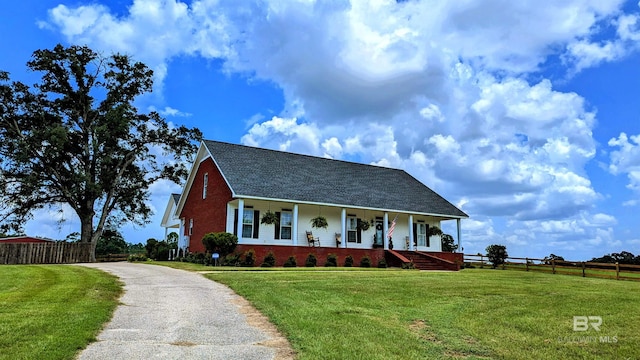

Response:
(552, 259), (556, 274)
(480, 254), (484, 269)
(582, 261), (586, 277)
(526, 258), (529, 271)
(616, 262), (619, 280)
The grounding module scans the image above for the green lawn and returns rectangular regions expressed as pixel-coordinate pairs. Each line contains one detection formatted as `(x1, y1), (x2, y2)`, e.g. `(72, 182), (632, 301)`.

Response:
(0, 265), (122, 360)
(158, 263), (640, 360)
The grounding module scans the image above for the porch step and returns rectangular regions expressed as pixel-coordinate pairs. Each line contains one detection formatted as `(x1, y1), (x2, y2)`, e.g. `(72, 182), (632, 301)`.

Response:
(392, 250), (459, 271)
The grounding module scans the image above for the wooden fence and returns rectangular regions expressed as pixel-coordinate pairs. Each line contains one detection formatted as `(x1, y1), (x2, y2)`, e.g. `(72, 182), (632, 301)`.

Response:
(0, 242), (92, 264)
(464, 254), (640, 281)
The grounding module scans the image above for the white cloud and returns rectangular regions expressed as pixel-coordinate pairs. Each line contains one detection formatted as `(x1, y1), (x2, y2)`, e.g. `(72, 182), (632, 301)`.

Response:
(608, 132), (640, 194)
(41, 0), (640, 258)
(148, 106), (192, 117)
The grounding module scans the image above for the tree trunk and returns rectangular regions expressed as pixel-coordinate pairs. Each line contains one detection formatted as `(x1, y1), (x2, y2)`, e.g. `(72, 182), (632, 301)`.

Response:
(79, 214), (96, 262)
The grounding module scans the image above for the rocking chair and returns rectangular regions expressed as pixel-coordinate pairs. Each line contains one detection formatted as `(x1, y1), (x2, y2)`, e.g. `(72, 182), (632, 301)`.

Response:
(306, 231), (320, 247)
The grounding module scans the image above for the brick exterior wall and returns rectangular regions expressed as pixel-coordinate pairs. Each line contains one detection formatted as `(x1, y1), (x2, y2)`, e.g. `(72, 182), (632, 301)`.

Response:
(179, 158), (233, 253)
(235, 244), (386, 267)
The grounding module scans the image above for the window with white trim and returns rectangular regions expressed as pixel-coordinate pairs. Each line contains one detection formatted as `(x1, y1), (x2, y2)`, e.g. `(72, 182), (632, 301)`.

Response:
(279, 211), (292, 240)
(416, 223), (427, 247)
(347, 216), (358, 243)
(242, 209), (254, 238)
(203, 173), (208, 199)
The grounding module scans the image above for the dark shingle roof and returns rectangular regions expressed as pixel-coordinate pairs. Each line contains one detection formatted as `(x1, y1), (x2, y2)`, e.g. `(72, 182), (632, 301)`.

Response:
(204, 140), (467, 218)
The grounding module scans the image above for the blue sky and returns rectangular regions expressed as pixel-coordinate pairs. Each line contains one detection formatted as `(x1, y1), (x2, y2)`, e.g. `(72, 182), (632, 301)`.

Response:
(2, 0), (640, 260)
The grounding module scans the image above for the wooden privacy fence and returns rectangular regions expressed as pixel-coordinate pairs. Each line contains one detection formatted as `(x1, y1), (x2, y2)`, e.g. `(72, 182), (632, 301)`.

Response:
(0, 242), (92, 264)
(464, 254), (640, 281)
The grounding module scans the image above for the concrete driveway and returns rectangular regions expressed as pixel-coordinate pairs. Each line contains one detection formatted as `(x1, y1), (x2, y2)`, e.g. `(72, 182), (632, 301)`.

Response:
(77, 262), (294, 360)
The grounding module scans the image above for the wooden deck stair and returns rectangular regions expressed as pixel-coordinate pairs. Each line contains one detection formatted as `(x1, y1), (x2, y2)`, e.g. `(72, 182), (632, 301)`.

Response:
(389, 250), (459, 271)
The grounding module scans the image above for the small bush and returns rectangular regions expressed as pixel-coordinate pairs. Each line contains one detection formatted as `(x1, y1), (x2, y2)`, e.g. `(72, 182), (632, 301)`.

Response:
(202, 232), (238, 257)
(305, 253), (317, 267)
(344, 255), (354, 267)
(223, 253), (241, 266)
(283, 256), (297, 267)
(360, 256), (371, 268)
(243, 249), (256, 267)
(261, 252), (277, 267)
(377, 258), (387, 268)
(324, 253), (338, 267)
(127, 254), (148, 262)
(402, 260), (416, 269)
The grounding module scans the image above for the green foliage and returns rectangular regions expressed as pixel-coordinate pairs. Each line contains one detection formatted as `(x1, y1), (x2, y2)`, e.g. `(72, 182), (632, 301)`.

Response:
(360, 256), (371, 268)
(441, 233), (458, 252)
(242, 249), (256, 267)
(145, 238), (171, 261)
(261, 252), (277, 267)
(305, 253), (317, 267)
(486, 244), (508, 268)
(590, 251), (640, 265)
(324, 253), (338, 267)
(260, 210), (279, 225)
(283, 256), (297, 268)
(402, 260), (416, 269)
(201, 232), (238, 256)
(377, 258), (387, 268)
(310, 216), (328, 229)
(428, 226), (443, 237)
(127, 253), (148, 262)
(95, 228), (127, 256)
(127, 242), (145, 254)
(0, 44), (201, 260)
(223, 253), (241, 266)
(343, 255), (354, 267)
(166, 232), (179, 245)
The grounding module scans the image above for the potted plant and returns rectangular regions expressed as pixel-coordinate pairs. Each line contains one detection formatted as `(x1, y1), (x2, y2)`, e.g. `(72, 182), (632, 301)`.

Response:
(261, 210), (279, 225)
(357, 219), (370, 231)
(310, 215), (328, 229)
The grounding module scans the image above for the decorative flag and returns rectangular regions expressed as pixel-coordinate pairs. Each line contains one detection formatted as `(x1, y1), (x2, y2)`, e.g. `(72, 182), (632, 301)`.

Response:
(387, 214), (398, 239)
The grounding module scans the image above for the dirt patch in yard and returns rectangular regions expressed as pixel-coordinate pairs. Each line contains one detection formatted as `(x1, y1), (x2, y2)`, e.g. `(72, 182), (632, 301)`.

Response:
(232, 296), (297, 360)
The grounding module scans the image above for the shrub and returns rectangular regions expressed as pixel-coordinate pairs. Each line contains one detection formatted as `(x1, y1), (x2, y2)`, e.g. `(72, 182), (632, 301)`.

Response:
(261, 252), (277, 267)
(360, 256), (371, 268)
(377, 258), (387, 268)
(486, 244), (508, 268)
(127, 254), (148, 262)
(242, 249), (256, 267)
(324, 253), (338, 267)
(283, 256), (297, 268)
(145, 238), (171, 260)
(223, 253), (241, 266)
(201, 232), (238, 257)
(343, 255), (354, 267)
(402, 260), (416, 269)
(305, 253), (317, 267)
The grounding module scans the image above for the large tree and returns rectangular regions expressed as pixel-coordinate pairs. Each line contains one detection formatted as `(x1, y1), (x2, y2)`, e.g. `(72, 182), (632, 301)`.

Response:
(0, 44), (201, 260)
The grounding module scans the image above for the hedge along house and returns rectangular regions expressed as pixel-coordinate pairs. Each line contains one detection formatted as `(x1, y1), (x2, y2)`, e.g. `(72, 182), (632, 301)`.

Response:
(168, 140), (468, 270)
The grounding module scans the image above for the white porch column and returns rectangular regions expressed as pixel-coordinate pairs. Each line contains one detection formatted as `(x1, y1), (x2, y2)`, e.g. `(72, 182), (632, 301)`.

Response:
(237, 199), (244, 239)
(457, 218), (462, 253)
(341, 208), (347, 248)
(408, 215), (414, 251)
(179, 218), (185, 251)
(383, 212), (389, 250)
(292, 204), (299, 246)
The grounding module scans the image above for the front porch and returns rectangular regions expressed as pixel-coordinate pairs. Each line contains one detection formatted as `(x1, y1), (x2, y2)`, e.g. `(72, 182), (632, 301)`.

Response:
(227, 199), (463, 253)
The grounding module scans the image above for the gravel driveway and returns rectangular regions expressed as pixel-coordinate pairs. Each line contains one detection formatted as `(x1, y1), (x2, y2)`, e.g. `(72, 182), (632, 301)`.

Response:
(77, 262), (294, 360)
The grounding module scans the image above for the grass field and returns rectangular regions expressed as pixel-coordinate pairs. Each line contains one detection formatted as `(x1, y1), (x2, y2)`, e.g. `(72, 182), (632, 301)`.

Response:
(158, 263), (640, 359)
(0, 265), (122, 360)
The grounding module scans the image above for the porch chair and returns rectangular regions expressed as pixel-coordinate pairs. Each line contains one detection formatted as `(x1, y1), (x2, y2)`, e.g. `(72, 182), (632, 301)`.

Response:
(335, 233), (342, 247)
(306, 231), (320, 247)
